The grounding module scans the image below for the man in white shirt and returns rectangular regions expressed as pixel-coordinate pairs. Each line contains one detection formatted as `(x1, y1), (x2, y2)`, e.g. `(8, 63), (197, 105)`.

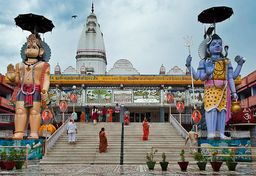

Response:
(66, 118), (77, 144)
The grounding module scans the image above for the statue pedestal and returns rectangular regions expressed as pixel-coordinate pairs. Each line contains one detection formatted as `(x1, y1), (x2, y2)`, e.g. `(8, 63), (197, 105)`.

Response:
(198, 138), (252, 162)
(0, 139), (44, 160)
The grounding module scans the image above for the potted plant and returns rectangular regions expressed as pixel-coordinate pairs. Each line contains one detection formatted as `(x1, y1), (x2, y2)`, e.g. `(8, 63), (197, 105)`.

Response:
(146, 147), (158, 170)
(2, 149), (16, 170)
(0, 150), (7, 170)
(193, 151), (207, 171)
(177, 149), (189, 171)
(210, 149), (222, 172)
(15, 149), (25, 170)
(160, 152), (169, 171)
(226, 149), (238, 171)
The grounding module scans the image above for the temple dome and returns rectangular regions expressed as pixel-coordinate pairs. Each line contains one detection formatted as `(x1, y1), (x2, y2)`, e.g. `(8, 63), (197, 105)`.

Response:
(107, 59), (140, 75)
(167, 66), (185, 75)
(159, 64), (166, 75)
(76, 4), (107, 75)
(54, 63), (61, 75)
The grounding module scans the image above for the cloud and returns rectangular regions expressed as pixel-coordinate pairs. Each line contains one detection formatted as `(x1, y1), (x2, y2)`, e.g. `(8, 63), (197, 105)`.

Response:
(0, 0), (255, 77)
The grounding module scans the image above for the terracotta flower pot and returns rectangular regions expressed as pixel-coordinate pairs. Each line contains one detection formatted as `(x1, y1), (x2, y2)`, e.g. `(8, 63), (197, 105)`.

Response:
(210, 161), (222, 172)
(178, 161), (189, 171)
(3, 161), (15, 170)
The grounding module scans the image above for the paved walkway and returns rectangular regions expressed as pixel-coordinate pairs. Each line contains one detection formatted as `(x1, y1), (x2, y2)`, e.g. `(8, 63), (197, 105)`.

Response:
(1, 161), (256, 176)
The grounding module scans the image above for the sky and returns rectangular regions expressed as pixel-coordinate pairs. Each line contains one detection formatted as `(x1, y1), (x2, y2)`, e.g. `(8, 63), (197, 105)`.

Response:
(0, 0), (255, 77)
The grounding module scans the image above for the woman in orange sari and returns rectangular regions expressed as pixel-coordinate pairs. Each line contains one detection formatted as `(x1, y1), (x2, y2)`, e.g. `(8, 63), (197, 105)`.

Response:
(80, 112), (85, 122)
(99, 128), (108, 153)
(107, 107), (113, 122)
(142, 117), (149, 140)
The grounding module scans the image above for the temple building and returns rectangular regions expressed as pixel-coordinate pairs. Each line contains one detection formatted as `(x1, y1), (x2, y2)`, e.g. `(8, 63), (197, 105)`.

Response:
(49, 6), (210, 123)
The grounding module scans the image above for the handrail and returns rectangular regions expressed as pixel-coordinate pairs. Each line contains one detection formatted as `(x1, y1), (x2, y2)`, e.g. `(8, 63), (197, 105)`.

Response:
(44, 117), (70, 156)
(170, 114), (188, 139)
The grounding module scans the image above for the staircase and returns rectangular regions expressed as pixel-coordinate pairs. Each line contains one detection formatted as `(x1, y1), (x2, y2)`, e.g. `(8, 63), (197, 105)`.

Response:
(123, 123), (193, 164)
(40, 122), (121, 165)
(40, 122), (191, 165)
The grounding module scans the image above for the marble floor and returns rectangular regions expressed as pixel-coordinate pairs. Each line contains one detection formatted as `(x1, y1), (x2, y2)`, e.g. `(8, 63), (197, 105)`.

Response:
(0, 161), (256, 176)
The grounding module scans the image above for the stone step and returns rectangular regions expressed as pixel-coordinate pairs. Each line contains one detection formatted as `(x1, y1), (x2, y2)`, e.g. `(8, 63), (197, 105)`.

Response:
(40, 123), (186, 165)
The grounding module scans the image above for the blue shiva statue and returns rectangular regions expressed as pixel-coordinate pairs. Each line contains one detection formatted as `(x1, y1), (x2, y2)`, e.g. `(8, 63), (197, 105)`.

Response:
(186, 33), (245, 139)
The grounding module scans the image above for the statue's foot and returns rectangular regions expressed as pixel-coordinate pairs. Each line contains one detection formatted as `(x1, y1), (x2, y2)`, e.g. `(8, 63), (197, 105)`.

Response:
(207, 133), (215, 139)
(220, 134), (231, 140)
(13, 132), (24, 139)
(28, 132), (39, 139)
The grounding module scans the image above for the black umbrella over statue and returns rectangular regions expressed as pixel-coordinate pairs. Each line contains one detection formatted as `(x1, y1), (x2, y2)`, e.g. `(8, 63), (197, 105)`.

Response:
(14, 13), (54, 62)
(14, 13), (54, 34)
(198, 6), (233, 34)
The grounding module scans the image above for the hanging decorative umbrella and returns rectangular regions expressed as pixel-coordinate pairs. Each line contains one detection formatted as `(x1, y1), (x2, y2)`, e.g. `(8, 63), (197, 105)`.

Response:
(198, 6), (233, 24)
(14, 13), (54, 34)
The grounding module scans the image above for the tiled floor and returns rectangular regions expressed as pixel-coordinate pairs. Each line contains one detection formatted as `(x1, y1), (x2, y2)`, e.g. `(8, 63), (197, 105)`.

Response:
(1, 161), (256, 175)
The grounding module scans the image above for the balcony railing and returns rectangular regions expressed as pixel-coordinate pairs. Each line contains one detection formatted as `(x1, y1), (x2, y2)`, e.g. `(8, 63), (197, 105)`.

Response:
(0, 114), (14, 123)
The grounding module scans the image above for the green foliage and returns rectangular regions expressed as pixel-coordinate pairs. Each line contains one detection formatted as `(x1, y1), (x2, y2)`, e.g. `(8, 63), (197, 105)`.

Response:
(180, 149), (186, 162)
(8, 148), (16, 161)
(15, 149), (26, 161)
(211, 149), (218, 162)
(193, 152), (207, 162)
(162, 152), (166, 162)
(0, 150), (7, 160)
(146, 147), (158, 162)
(226, 149), (236, 163)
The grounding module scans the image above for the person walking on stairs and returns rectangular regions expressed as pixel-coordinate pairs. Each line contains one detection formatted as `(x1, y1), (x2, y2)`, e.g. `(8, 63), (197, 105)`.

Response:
(99, 127), (108, 153)
(67, 118), (77, 144)
(142, 117), (150, 141)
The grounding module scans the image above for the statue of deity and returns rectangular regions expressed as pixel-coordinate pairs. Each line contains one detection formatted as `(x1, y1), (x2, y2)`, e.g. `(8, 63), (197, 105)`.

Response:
(6, 34), (50, 139)
(186, 33), (245, 139)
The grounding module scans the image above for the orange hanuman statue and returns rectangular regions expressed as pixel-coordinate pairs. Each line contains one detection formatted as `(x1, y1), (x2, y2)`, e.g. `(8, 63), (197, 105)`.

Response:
(6, 34), (50, 139)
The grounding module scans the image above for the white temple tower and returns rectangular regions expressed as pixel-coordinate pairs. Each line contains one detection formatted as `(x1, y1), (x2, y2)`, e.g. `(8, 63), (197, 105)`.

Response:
(76, 4), (107, 74)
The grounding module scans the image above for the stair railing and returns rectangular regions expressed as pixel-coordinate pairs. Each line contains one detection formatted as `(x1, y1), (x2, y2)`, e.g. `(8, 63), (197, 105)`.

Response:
(170, 114), (188, 139)
(44, 115), (70, 156)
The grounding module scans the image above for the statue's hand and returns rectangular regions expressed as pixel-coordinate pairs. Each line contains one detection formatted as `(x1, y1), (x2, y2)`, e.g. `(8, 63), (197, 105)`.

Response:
(185, 55), (192, 67)
(41, 90), (49, 104)
(6, 64), (16, 82)
(234, 55), (245, 65)
(205, 59), (214, 76)
(231, 92), (238, 100)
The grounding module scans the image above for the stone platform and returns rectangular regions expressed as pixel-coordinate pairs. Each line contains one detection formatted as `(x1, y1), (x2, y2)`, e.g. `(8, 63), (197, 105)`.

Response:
(1, 160), (256, 175)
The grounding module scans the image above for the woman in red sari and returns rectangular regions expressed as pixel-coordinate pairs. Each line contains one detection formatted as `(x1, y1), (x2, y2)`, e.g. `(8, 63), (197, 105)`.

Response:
(124, 114), (130, 125)
(99, 128), (108, 153)
(142, 117), (149, 140)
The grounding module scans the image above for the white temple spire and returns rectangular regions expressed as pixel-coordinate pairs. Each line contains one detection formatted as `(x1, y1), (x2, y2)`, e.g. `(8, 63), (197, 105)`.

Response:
(76, 4), (107, 74)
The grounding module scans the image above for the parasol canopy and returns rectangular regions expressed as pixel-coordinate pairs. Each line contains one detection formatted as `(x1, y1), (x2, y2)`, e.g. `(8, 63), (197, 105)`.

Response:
(198, 6), (233, 24)
(14, 13), (54, 34)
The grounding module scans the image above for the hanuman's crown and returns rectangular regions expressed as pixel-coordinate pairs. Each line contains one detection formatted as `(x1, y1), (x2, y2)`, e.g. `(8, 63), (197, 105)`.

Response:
(27, 34), (42, 48)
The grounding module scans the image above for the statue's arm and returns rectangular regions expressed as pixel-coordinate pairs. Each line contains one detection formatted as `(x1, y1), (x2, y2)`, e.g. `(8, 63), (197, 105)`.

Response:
(185, 55), (202, 80)
(227, 62), (238, 100)
(199, 59), (213, 81)
(41, 63), (50, 101)
(233, 55), (245, 79)
(14, 63), (21, 84)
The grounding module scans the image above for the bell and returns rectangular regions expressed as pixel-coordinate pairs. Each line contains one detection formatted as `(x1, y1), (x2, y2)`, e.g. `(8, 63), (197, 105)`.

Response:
(231, 100), (241, 113)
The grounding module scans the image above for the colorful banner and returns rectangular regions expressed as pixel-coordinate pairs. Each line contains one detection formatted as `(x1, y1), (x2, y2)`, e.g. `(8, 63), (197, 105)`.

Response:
(0, 139), (44, 160)
(133, 89), (160, 103)
(113, 90), (132, 103)
(198, 138), (252, 162)
(87, 89), (112, 103)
